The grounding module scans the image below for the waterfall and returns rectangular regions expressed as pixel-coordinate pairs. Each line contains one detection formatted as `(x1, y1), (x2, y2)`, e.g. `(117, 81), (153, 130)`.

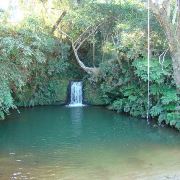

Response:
(69, 81), (83, 107)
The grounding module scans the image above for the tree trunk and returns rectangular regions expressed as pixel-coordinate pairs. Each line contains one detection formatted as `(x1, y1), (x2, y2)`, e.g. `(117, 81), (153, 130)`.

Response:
(149, 0), (180, 90)
(72, 44), (99, 75)
(52, 17), (101, 76)
(171, 52), (180, 90)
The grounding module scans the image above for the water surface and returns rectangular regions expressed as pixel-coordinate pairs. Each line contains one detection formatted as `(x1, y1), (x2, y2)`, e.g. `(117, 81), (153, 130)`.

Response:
(0, 106), (180, 180)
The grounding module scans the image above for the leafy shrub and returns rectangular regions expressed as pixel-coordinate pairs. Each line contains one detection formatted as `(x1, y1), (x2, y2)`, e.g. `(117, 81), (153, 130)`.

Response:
(98, 57), (180, 130)
(0, 18), (70, 119)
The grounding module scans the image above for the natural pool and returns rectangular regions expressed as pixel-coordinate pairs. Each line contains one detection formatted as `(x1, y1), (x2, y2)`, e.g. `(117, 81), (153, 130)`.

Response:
(0, 106), (180, 180)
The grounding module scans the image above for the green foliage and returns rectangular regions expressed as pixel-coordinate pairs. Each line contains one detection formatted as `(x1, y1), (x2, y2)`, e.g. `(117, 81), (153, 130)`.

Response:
(133, 58), (172, 83)
(84, 80), (106, 105)
(1, 0), (179, 132)
(0, 82), (16, 119)
(0, 18), (70, 118)
(98, 57), (180, 130)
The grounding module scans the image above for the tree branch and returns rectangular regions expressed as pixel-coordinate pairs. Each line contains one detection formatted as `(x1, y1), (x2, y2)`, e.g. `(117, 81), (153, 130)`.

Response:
(51, 11), (66, 34)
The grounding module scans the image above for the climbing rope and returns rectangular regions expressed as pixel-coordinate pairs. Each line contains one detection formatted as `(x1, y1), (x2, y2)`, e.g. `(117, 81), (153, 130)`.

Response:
(147, 0), (150, 123)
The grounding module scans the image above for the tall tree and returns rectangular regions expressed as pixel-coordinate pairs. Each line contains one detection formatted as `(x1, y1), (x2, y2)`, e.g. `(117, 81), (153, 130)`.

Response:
(150, 0), (180, 90)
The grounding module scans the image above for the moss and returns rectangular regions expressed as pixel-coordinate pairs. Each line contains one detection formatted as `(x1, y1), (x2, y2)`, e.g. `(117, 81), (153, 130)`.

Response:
(83, 80), (106, 105)
(15, 78), (69, 106)
(55, 79), (69, 103)
(15, 77), (106, 106)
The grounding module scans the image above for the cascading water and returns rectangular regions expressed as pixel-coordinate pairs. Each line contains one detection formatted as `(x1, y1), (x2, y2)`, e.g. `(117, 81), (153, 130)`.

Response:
(69, 81), (83, 107)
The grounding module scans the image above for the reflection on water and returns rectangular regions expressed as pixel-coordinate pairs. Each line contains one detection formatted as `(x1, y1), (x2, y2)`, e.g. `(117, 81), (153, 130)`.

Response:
(0, 106), (179, 180)
(70, 107), (83, 138)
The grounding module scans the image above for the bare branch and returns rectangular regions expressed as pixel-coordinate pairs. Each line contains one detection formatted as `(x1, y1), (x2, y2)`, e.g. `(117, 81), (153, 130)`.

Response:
(55, 26), (73, 40)
(51, 11), (66, 34)
(75, 27), (98, 50)
(73, 26), (92, 46)
(159, 48), (168, 70)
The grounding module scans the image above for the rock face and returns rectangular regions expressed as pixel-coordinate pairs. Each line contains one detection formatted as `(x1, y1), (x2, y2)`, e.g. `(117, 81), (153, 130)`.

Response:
(15, 79), (70, 107)
(83, 81), (106, 106)
(57, 79), (106, 106)
(15, 77), (107, 106)
(67, 79), (106, 106)
(51, 79), (70, 105)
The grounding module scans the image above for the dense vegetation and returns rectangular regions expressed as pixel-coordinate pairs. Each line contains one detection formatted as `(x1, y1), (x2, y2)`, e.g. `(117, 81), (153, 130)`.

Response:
(0, 0), (179, 130)
(0, 17), (71, 117)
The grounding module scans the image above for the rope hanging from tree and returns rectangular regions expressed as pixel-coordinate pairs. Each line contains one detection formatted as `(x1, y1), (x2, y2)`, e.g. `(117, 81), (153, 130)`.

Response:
(147, 0), (150, 123)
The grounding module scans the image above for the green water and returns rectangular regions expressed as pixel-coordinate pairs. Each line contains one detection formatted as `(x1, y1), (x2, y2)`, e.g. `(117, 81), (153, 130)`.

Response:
(0, 106), (180, 180)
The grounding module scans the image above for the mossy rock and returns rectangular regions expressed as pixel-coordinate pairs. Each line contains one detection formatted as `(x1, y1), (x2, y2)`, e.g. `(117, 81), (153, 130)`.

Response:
(83, 81), (106, 106)
(54, 79), (69, 104)
(15, 78), (69, 106)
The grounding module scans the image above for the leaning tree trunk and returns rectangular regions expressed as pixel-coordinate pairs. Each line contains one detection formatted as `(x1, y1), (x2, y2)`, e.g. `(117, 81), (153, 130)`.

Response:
(72, 44), (100, 75)
(49, 12), (100, 76)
